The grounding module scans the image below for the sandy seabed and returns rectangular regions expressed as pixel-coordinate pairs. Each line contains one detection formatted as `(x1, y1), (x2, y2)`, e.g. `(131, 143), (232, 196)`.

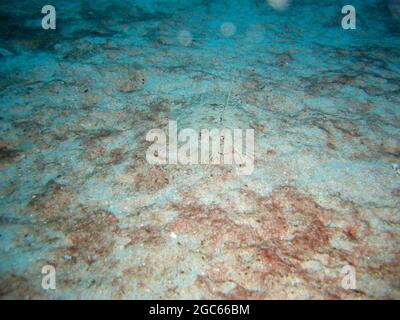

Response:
(0, 0), (399, 299)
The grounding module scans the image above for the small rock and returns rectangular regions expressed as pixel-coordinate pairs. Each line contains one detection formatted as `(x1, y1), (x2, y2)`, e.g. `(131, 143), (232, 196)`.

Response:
(392, 163), (400, 170)
(381, 139), (400, 156)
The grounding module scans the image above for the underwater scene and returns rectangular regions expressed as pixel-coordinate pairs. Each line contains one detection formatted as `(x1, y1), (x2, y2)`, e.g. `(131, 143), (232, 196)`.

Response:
(0, 0), (399, 300)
